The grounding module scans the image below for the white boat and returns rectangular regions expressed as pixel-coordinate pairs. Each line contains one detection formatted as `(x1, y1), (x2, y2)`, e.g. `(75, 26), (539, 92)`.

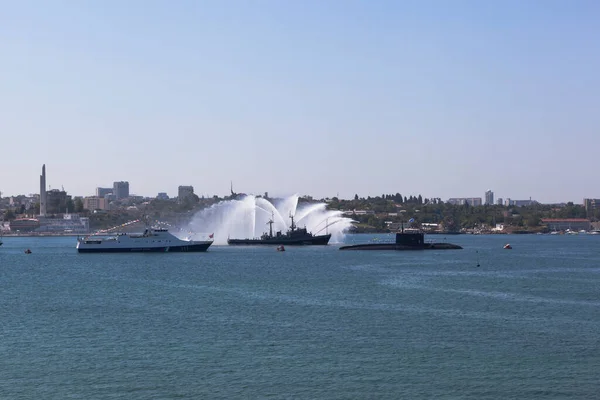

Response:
(76, 227), (213, 253)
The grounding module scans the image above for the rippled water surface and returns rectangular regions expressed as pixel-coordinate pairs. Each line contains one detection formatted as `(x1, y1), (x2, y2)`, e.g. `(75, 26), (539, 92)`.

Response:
(1, 234), (599, 399)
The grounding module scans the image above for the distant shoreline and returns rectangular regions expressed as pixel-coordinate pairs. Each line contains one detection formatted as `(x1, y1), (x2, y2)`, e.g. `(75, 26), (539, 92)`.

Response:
(1, 231), (527, 239)
(1, 233), (84, 237)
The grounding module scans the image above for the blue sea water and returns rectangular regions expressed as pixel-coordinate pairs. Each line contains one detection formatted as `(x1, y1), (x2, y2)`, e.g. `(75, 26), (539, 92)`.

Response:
(1, 234), (599, 399)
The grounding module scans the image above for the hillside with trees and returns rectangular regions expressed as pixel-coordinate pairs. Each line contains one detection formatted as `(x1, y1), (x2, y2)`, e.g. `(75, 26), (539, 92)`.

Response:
(325, 194), (597, 233)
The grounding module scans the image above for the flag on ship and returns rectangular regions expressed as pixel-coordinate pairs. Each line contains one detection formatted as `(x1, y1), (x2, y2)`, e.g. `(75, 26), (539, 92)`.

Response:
(209, 233), (214, 239)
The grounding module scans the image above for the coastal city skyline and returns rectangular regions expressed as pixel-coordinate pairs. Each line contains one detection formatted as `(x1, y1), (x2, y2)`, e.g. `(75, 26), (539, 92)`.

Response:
(2, 2), (599, 203)
(0, 164), (597, 207)
(2, 162), (599, 237)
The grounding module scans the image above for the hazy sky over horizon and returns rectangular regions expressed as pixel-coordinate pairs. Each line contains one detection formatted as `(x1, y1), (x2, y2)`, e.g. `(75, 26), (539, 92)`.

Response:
(1, 0), (598, 203)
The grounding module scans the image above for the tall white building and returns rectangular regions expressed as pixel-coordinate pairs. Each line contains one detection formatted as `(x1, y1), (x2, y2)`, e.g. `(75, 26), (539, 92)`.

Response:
(584, 198), (600, 213)
(178, 185), (195, 202)
(96, 187), (112, 198)
(485, 190), (494, 205)
(447, 197), (482, 206)
(113, 181), (129, 200)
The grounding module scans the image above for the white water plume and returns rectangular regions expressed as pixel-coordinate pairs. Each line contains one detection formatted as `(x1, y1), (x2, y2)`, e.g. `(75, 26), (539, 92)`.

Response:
(186, 195), (354, 245)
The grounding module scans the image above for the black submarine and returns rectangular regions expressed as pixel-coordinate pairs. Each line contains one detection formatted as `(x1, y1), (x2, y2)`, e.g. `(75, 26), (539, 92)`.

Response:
(339, 226), (462, 251)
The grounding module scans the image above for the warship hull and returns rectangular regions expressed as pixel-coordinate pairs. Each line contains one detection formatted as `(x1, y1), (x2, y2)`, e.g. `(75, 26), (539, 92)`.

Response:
(77, 242), (212, 253)
(228, 234), (331, 246)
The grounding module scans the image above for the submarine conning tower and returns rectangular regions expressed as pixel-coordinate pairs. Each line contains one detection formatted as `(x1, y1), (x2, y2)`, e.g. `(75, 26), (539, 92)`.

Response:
(395, 231), (425, 247)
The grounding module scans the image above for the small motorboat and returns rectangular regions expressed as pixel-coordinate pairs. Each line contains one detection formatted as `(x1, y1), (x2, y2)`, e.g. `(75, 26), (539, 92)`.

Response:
(24, 249), (32, 254)
(503, 244), (512, 250)
(277, 245), (285, 252)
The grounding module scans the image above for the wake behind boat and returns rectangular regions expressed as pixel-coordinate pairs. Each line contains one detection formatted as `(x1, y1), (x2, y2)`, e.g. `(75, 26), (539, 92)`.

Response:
(76, 225), (213, 253)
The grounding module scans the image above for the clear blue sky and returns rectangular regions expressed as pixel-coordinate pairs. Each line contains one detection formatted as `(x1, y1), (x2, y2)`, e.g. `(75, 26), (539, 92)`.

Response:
(1, 0), (598, 203)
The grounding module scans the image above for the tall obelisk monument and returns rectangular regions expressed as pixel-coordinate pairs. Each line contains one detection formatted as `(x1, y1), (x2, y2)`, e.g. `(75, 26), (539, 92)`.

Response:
(40, 164), (47, 216)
